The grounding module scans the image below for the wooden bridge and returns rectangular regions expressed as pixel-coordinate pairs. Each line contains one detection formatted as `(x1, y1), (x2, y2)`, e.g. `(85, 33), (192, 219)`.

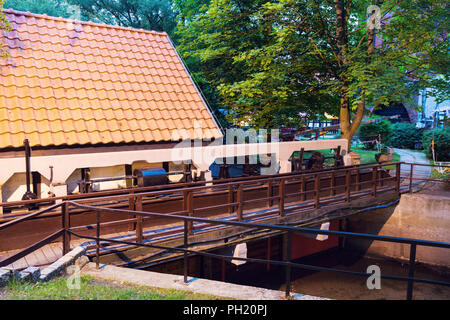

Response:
(0, 161), (405, 269)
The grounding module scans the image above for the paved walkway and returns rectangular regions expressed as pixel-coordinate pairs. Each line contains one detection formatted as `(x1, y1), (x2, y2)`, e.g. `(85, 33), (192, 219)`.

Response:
(82, 262), (328, 300)
(393, 148), (431, 178)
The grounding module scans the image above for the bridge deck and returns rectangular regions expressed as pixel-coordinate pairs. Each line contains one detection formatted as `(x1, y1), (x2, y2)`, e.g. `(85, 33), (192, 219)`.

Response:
(0, 183), (407, 270)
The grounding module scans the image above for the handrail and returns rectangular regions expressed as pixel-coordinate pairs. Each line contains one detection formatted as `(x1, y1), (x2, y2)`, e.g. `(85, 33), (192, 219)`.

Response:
(0, 202), (62, 231)
(66, 195), (450, 300)
(3, 160), (448, 299)
(0, 161), (399, 209)
(67, 201), (449, 248)
(0, 229), (64, 267)
(63, 162), (399, 206)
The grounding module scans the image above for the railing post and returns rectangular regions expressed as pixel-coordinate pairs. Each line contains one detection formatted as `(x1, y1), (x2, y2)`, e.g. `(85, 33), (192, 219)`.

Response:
(284, 231), (292, 297)
(372, 167), (377, 197)
(314, 174), (320, 208)
(237, 184), (243, 221)
(183, 190), (194, 235)
(128, 192), (135, 231)
(96, 210), (100, 269)
(330, 171), (335, 196)
(395, 163), (401, 195)
(300, 176), (305, 201)
(345, 169), (351, 203)
(356, 167), (361, 191)
(279, 179), (285, 216)
(267, 180), (273, 207)
(62, 202), (71, 255)
(228, 185), (234, 213)
(406, 244), (417, 300)
(379, 166), (384, 187)
(184, 220), (188, 283)
(135, 195), (143, 244)
(409, 164), (414, 193)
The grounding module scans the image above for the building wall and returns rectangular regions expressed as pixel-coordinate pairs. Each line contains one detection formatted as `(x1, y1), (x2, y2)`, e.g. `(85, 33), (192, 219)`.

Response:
(1, 172), (51, 202)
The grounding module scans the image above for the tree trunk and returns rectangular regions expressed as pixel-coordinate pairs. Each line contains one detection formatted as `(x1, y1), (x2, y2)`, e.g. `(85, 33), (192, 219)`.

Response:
(336, 0), (374, 150)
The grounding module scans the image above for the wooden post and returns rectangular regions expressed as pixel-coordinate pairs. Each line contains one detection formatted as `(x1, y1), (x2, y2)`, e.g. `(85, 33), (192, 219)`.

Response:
(267, 180), (273, 207)
(278, 179), (285, 216)
(314, 174), (320, 208)
(184, 190), (194, 235)
(135, 195), (143, 244)
(356, 168), (361, 191)
(409, 164), (414, 193)
(237, 184), (243, 221)
(372, 167), (377, 197)
(345, 169), (351, 202)
(395, 163), (401, 194)
(330, 171), (335, 196)
(128, 193), (135, 231)
(228, 185), (234, 213)
(379, 167), (383, 187)
(300, 176), (305, 201)
(62, 202), (70, 255)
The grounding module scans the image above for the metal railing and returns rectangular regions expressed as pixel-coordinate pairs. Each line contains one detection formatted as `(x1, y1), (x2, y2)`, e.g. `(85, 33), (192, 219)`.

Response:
(0, 161), (448, 299)
(400, 162), (450, 193)
(0, 162), (400, 265)
(66, 199), (450, 301)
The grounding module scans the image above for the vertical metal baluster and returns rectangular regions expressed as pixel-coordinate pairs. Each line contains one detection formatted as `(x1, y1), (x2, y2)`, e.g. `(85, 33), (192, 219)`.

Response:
(406, 244), (417, 300)
(285, 231), (292, 297)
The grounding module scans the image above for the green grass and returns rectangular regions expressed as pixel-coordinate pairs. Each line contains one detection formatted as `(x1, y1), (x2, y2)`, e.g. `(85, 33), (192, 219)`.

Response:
(0, 275), (225, 300)
(291, 147), (400, 168)
(350, 147), (400, 165)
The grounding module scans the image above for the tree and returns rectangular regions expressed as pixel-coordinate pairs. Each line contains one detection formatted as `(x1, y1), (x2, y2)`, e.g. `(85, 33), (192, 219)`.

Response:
(1, 0), (12, 59)
(66, 0), (178, 36)
(176, 0), (449, 147)
(3, 0), (76, 18)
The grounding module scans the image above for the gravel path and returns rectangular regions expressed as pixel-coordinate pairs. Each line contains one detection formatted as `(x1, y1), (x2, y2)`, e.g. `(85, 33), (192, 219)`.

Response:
(393, 148), (431, 178)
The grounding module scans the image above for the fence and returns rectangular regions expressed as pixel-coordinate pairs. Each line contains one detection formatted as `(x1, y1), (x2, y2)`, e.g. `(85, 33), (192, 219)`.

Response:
(1, 161), (449, 300)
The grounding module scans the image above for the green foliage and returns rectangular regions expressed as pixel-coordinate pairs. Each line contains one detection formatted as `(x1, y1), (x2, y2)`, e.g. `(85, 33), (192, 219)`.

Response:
(0, 275), (224, 300)
(1, 0), (12, 59)
(3, 0), (75, 18)
(358, 120), (393, 150)
(66, 0), (178, 35)
(175, 0), (450, 130)
(422, 128), (450, 162)
(387, 122), (424, 150)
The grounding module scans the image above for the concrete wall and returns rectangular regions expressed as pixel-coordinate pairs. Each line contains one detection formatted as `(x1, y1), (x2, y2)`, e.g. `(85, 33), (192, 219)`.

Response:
(0, 139), (348, 202)
(346, 193), (450, 268)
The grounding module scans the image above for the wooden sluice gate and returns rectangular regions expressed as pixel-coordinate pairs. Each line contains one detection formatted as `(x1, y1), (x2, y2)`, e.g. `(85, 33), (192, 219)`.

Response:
(0, 162), (401, 270)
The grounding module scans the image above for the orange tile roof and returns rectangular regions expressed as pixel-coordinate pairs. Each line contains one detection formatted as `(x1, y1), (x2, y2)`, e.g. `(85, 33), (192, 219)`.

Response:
(0, 9), (222, 149)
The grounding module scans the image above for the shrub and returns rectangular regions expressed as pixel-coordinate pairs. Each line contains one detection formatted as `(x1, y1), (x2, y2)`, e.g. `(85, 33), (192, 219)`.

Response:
(387, 122), (424, 149)
(358, 119), (393, 150)
(422, 128), (450, 161)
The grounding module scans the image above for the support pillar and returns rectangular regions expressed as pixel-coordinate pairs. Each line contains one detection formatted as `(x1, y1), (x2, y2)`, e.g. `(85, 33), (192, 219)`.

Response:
(52, 184), (67, 203)
(279, 160), (291, 174)
(0, 184), (3, 216)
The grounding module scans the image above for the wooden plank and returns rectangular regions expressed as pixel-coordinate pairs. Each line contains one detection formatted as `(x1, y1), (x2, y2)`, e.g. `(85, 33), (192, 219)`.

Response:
(0, 230), (63, 267)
